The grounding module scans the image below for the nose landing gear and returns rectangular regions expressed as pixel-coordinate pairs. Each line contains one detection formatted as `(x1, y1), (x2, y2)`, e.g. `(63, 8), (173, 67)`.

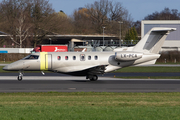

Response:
(17, 71), (23, 81)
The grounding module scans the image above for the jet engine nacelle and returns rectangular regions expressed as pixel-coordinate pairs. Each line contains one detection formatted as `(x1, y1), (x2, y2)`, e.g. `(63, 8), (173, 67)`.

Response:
(115, 52), (143, 61)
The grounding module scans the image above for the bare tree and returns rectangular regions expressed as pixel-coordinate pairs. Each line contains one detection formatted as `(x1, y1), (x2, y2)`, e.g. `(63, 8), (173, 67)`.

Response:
(0, 0), (32, 48)
(55, 11), (74, 34)
(72, 0), (133, 36)
(0, 0), (62, 47)
(14, 1), (32, 48)
(109, 2), (124, 21)
(72, 8), (95, 34)
(85, 0), (109, 34)
(133, 20), (141, 35)
(108, 1), (133, 36)
(144, 7), (180, 20)
(31, 0), (56, 47)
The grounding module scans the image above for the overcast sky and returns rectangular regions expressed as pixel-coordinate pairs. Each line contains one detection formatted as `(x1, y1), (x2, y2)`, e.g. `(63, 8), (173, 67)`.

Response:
(49, 0), (180, 21)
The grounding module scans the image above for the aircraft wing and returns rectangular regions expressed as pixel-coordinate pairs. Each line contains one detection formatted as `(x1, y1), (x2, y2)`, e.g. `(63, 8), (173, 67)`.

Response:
(67, 64), (108, 76)
(86, 65), (108, 75)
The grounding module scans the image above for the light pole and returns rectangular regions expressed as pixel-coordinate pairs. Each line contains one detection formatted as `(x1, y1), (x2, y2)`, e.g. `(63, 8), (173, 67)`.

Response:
(49, 38), (52, 45)
(111, 39), (113, 45)
(103, 27), (105, 46)
(118, 21), (123, 47)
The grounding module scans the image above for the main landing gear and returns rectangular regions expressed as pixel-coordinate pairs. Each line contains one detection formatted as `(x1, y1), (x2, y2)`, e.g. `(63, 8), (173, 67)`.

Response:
(86, 75), (98, 81)
(17, 71), (23, 81)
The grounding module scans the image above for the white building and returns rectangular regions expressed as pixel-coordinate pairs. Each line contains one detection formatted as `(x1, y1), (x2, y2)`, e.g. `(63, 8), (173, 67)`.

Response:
(141, 20), (180, 51)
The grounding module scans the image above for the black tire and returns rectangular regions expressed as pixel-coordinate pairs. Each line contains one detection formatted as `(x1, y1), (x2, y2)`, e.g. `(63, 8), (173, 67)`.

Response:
(90, 75), (98, 81)
(17, 76), (22, 81)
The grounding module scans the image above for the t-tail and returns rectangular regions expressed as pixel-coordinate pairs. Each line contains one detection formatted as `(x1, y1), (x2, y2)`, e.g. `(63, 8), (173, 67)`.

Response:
(133, 27), (176, 54)
(114, 27), (177, 67)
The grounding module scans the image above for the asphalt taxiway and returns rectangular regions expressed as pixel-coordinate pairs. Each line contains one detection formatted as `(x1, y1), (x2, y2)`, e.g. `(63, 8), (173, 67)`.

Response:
(0, 72), (180, 92)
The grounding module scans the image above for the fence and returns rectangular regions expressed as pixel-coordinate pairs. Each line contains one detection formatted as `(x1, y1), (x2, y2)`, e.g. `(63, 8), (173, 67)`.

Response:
(0, 53), (29, 62)
(157, 51), (180, 63)
(0, 48), (33, 53)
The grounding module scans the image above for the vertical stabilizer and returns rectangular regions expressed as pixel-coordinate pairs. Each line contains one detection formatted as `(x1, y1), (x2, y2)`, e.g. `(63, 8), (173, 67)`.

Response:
(133, 27), (176, 53)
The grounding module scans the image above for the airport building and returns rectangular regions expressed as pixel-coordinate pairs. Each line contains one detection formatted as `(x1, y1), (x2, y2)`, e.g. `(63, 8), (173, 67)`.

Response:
(141, 20), (180, 51)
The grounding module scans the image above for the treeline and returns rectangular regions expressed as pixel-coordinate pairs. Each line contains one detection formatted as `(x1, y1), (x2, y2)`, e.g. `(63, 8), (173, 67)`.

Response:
(134, 7), (180, 35)
(0, 0), (133, 48)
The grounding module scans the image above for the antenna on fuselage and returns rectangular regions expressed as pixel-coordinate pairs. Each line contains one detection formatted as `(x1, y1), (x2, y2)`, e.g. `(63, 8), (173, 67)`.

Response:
(41, 71), (45, 75)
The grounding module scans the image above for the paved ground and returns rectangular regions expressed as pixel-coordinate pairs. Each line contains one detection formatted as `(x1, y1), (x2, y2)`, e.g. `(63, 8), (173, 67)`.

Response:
(0, 65), (179, 92)
(0, 72), (179, 77)
(0, 64), (9, 66)
(0, 75), (180, 92)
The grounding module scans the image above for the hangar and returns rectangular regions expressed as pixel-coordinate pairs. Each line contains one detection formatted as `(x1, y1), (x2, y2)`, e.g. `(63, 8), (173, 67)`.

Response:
(141, 20), (180, 51)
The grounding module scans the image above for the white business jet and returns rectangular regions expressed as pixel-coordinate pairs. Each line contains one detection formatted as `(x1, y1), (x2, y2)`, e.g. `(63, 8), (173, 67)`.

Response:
(3, 27), (176, 81)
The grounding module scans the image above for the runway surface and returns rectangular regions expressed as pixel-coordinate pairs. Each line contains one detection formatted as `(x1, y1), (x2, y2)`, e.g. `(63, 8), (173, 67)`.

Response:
(0, 72), (180, 92)
(0, 72), (180, 77)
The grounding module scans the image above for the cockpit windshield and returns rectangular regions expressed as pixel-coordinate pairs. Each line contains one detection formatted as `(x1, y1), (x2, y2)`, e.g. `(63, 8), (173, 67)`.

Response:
(22, 55), (39, 60)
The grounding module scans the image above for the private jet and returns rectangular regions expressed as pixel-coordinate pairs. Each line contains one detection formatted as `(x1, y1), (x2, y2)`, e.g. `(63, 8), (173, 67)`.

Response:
(3, 27), (176, 81)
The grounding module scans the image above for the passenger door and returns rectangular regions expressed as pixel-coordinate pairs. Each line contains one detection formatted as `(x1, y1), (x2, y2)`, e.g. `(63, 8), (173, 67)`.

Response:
(45, 54), (52, 70)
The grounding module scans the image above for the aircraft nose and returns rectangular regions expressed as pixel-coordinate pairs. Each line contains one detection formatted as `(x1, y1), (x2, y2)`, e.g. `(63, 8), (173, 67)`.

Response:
(3, 65), (9, 70)
(3, 61), (23, 71)
(3, 64), (14, 71)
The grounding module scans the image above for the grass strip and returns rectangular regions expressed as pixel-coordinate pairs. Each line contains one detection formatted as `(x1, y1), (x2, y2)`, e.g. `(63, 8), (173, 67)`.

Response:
(114, 66), (180, 73)
(0, 92), (180, 120)
(1, 66), (180, 73)
(0, 61), (13, 64)
(116, 76), (180, 79)
(156, 62), (180, 64)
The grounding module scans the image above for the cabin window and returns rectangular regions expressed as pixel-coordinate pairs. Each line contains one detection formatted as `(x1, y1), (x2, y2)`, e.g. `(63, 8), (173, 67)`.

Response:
(80, 54), (85, 61)
(73, 56), (76, 60)
(65, 56), (68, 60)
(88, 56), (91, 60)
(57, 56), (61, 60)
(94, 55), (98, 60)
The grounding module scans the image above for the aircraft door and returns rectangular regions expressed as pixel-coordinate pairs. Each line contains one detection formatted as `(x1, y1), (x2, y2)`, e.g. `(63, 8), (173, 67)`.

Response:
(45, 54), (52, 70)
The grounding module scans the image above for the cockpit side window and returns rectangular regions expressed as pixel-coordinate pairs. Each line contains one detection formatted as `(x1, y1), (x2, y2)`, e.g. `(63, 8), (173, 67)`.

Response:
(23, 55), (39, 60)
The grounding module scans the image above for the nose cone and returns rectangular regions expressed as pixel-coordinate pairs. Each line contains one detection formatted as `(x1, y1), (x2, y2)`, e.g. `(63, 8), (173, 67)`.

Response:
(3, 65), (9, 71)
(2, 61), (22, 71)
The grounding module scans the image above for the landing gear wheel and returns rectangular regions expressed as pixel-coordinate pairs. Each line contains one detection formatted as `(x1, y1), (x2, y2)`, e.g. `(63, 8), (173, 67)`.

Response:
(17, 71), (23, 81)
(17, 75), (22, 81)
(90, 75), (98, 81)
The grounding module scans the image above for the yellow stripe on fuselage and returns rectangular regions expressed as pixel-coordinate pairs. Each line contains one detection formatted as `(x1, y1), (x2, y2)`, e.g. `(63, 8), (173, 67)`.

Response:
(40, 52), (48, 70)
